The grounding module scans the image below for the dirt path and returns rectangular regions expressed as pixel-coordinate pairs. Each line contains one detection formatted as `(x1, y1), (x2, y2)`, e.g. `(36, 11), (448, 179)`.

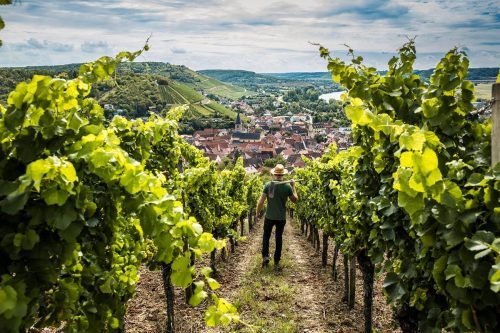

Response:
(287, 223), (335, 332)
(287, 222), (399, 333)
(125, 217), (399, 332)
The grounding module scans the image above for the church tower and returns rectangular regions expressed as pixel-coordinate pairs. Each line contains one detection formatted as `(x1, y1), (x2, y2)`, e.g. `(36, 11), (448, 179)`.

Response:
(235, 112), (244, 132)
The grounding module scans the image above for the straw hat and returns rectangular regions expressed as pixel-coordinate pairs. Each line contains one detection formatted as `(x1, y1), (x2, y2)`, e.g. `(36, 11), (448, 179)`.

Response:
(271, 164), (288, 175)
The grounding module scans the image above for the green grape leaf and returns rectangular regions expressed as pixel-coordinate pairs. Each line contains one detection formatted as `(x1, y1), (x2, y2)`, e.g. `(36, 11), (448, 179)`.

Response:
(189, 281), (207, 306)
(42, 188), (69, 206)
(26, 159), (51, 192)
(490, 264), (500, 292)
(422, 97), (439, 118)
(52, 204), (78, 230)
(206, 277), (220, 291)
(0, 286), (17, 314)
(171, 269), (193, 289)
(198, 233), (216, 252)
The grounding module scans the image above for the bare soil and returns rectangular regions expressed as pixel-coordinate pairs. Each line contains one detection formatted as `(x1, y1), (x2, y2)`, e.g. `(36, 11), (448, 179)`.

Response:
(125, 217), (400, 333)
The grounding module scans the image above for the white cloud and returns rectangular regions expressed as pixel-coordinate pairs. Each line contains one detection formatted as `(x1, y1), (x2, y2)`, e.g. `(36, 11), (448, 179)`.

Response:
(170, 47), (186, 54)
(81, 41), (110, 53)
(0, 0), (498, 71)
(8, 38), (74, 52)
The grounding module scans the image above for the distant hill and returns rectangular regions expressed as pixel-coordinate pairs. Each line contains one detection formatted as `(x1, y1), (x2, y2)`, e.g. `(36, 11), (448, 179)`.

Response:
(199, 70), (287, 85)
(198, 69), (309, 92)
(0, 67), (60, 103)
(96, 73), (238, 120)
(266, 67), (499, 83)
(116, 62), (254, 100)
(265, 72), (338, 90)
(414, 67), (499, 82)
(266, 72), (331, 82)
(0, 65), (238, 121)
(16, 62), (254, 100)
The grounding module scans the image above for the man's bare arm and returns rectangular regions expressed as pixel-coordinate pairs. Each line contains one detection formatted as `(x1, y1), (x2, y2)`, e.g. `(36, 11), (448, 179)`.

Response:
(289, 180), (298, 203)
(256, 193), (266, 218)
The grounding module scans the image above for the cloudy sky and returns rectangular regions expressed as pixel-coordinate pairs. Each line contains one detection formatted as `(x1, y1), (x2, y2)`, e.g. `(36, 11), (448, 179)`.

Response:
(0, 0), (498, 72)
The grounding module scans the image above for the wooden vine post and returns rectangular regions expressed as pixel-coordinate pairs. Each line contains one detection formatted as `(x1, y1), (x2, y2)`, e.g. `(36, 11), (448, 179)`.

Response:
(184, 243), (194, 303)
(221, 246), (227, 261)
(358, 250), (375, 333)
(348, 256), (356, 308)
(493, 83), (499, 167)
(162, 263), (175, 333)
(307, 223), (311, 240)
(322, 233), (329, 267)
(210, 249), (218, 278)
(343, 254), (349, 302)
(240, 215), (245, 237)
(230, 220), (237, 253)
(178, 160), (194, 304)
(248, 208), (253, 230)
(315, 227), (320, 252)
(332, 243), (340, 280)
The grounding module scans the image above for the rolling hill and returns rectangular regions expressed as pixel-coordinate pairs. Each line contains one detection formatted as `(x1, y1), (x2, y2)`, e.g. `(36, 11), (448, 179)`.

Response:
(116, 62), (255, 100)
(198, 69), (303, 92)
(266, 68), (499, 84)
(95, 73), (237, 120)
(0, 66), (238, 121)
(156, 79), (237, 119)
(9, 61), (255, 101)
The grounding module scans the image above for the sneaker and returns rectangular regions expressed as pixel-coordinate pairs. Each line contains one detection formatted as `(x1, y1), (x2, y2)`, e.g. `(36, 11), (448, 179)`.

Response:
(262, 258), (270, 268)
(274, 262), (281, 273)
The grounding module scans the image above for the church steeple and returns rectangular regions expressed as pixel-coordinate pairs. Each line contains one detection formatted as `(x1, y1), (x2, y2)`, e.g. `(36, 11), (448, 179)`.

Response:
(235, 111), (243, 132)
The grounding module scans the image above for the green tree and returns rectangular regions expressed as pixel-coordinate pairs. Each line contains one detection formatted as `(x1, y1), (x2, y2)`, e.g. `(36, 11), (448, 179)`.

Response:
(0, 0), (12, 47)
(314, 134), (327, 143)
(263, 156), (287, 168)
(216, 156), (234, 171)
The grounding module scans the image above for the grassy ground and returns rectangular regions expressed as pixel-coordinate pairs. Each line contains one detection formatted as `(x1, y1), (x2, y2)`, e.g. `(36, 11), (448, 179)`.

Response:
(230, 243), (297, 332)
(181, 68), (256, 100)
(205, 102), (238, 120)
(196, 76), (255, 100)
(158, 82), (237, 119)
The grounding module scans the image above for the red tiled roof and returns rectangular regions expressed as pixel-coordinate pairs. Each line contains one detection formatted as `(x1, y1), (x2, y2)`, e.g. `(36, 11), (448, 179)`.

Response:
(293, 160), (306, 167)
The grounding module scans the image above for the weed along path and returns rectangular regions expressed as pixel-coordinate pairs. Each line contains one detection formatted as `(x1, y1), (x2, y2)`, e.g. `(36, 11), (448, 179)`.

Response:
(227, 218), (334, 333)
(126, 216), (398, 333)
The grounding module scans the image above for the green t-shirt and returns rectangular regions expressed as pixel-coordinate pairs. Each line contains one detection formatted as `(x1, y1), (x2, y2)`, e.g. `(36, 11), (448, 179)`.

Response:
(263, 181), (293, 221)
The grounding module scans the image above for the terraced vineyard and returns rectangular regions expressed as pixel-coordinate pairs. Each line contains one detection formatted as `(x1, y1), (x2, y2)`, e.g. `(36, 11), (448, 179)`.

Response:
(118, 62), (255, 100)
(158, 80), (237, 119)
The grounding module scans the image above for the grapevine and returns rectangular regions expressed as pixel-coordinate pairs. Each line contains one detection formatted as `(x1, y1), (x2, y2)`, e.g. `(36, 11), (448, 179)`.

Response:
(0, 48), (246, 332)
(296, 41), (500, 333)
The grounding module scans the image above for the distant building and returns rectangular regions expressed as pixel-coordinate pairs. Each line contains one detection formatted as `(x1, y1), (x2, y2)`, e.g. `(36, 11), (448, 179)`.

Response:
(235, 112), (245, 132)
(232, 132), (262, 143)
(290, 114), (313, 124)
(312, 123), (328, 135)
(194, 128), (219, 139)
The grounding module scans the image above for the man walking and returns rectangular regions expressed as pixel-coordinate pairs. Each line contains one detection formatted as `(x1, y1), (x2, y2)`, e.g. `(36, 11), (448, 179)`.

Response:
(256, 164), (298, 272)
